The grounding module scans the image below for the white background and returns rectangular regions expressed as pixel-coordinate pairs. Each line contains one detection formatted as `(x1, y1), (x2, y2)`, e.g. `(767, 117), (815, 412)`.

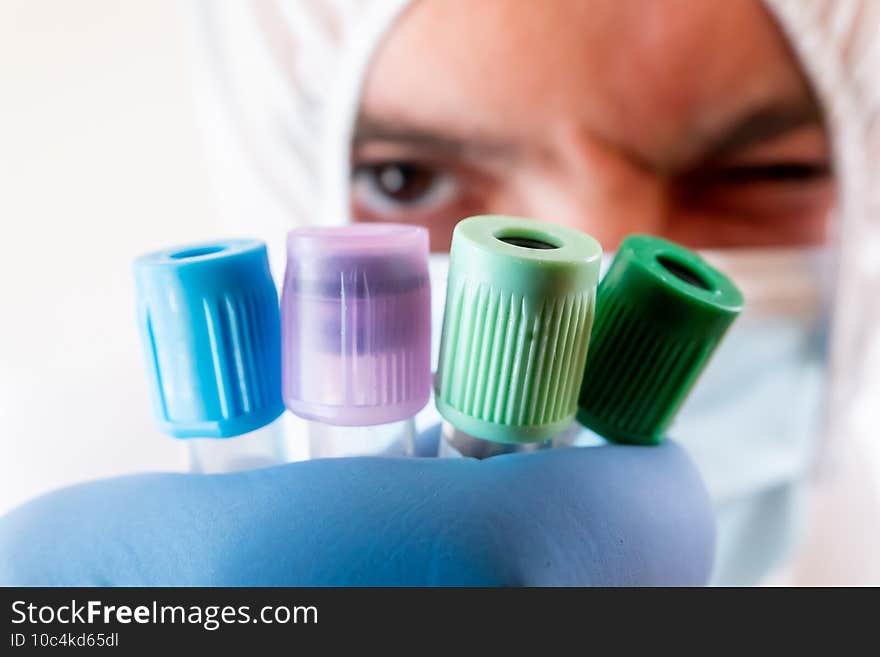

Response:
(0, 0), (218, 514)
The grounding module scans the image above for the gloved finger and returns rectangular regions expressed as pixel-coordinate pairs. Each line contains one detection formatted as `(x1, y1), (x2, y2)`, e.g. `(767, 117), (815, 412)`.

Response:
(0, 441), (713, 586)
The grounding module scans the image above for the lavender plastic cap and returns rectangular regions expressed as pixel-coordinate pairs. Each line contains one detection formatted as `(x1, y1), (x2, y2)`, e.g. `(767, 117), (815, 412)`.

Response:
(281, 224), (432, 426)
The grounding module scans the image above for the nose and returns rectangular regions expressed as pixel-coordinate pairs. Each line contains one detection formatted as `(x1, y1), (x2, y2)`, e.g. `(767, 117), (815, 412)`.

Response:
(507, 128), (669, 250)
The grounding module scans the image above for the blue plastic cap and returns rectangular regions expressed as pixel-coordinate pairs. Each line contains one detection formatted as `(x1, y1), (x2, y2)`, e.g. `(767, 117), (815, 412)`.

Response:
(134, 239), (284, 438)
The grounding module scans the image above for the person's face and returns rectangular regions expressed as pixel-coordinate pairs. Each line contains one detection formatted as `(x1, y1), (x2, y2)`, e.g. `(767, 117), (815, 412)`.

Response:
(351, 0), (835, 252)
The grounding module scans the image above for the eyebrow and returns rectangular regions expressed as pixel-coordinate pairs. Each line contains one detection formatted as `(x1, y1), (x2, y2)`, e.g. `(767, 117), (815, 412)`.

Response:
(701, 100), (824, 162)
(353, 99), (824, 170)
(352, 116), (518, 159)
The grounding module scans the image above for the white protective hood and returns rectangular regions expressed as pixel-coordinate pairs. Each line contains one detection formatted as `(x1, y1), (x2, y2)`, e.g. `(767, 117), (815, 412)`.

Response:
(185, 0), (880, 583)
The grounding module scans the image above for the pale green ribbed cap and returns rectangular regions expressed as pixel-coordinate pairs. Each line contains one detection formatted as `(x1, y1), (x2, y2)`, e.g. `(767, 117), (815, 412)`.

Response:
(434, 215), (602, 444)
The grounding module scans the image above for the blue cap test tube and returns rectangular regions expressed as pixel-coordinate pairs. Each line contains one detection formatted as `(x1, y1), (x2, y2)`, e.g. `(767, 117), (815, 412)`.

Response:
(134, 239), (287, 473)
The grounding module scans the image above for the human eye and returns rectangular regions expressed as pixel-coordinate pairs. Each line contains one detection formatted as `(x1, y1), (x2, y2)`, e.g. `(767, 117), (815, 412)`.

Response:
(669, 126), (835, 247)
(703, 160), (830, 186)
(681, 155), (833, 223)
(351, 160), (460, 218)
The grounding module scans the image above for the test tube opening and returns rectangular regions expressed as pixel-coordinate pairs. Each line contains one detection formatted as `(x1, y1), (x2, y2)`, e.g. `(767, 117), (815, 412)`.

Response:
(656, 255), (713, 291)
(494, 228), (562, 250)
(169, 245), (227, 259)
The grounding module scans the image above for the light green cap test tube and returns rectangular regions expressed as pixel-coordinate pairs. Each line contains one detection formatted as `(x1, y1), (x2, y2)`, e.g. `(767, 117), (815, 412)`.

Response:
(435, 215), (602, 444)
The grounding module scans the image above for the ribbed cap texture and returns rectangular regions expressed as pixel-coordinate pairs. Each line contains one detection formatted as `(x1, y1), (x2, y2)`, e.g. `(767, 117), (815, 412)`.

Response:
(435, 215), (602, 443)
(281, 224), (432, 426)
(577, 235), (744, 445)
(134, 240), (283, 438)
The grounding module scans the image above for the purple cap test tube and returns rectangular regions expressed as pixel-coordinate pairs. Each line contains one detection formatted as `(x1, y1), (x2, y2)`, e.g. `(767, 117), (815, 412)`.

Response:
(281, 224), (431, 457)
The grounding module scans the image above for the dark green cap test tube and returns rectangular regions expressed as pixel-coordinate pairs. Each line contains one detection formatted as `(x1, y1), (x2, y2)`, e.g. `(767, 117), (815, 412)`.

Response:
(577, 234), (744, 445)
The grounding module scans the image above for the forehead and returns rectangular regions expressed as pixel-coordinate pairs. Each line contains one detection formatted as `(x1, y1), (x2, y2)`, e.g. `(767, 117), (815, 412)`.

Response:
(360, 0), (811, 161)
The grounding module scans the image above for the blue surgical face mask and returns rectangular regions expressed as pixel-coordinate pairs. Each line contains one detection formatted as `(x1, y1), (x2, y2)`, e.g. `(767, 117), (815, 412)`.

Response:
(673, 249), (831, 496)
(673, 247), (831, 584)
(419, 247), (832, 585)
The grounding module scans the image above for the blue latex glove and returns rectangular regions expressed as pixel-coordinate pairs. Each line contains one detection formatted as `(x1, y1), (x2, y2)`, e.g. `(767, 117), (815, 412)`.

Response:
(0, 431), (714, 586)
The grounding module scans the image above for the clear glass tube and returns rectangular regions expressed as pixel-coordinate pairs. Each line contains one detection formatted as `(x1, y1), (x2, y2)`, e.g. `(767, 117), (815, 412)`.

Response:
(437, 421), (549, 459)
(307, 418), (416, 458)
(188, 419), (288, 474)
(549, 420), (585, 449)
(437, 419), (585, 459)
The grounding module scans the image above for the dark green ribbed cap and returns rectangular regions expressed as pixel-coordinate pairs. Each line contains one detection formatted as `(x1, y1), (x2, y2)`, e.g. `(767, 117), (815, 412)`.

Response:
(435, 215), (602, 444)
(576, 234), (744, 445)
